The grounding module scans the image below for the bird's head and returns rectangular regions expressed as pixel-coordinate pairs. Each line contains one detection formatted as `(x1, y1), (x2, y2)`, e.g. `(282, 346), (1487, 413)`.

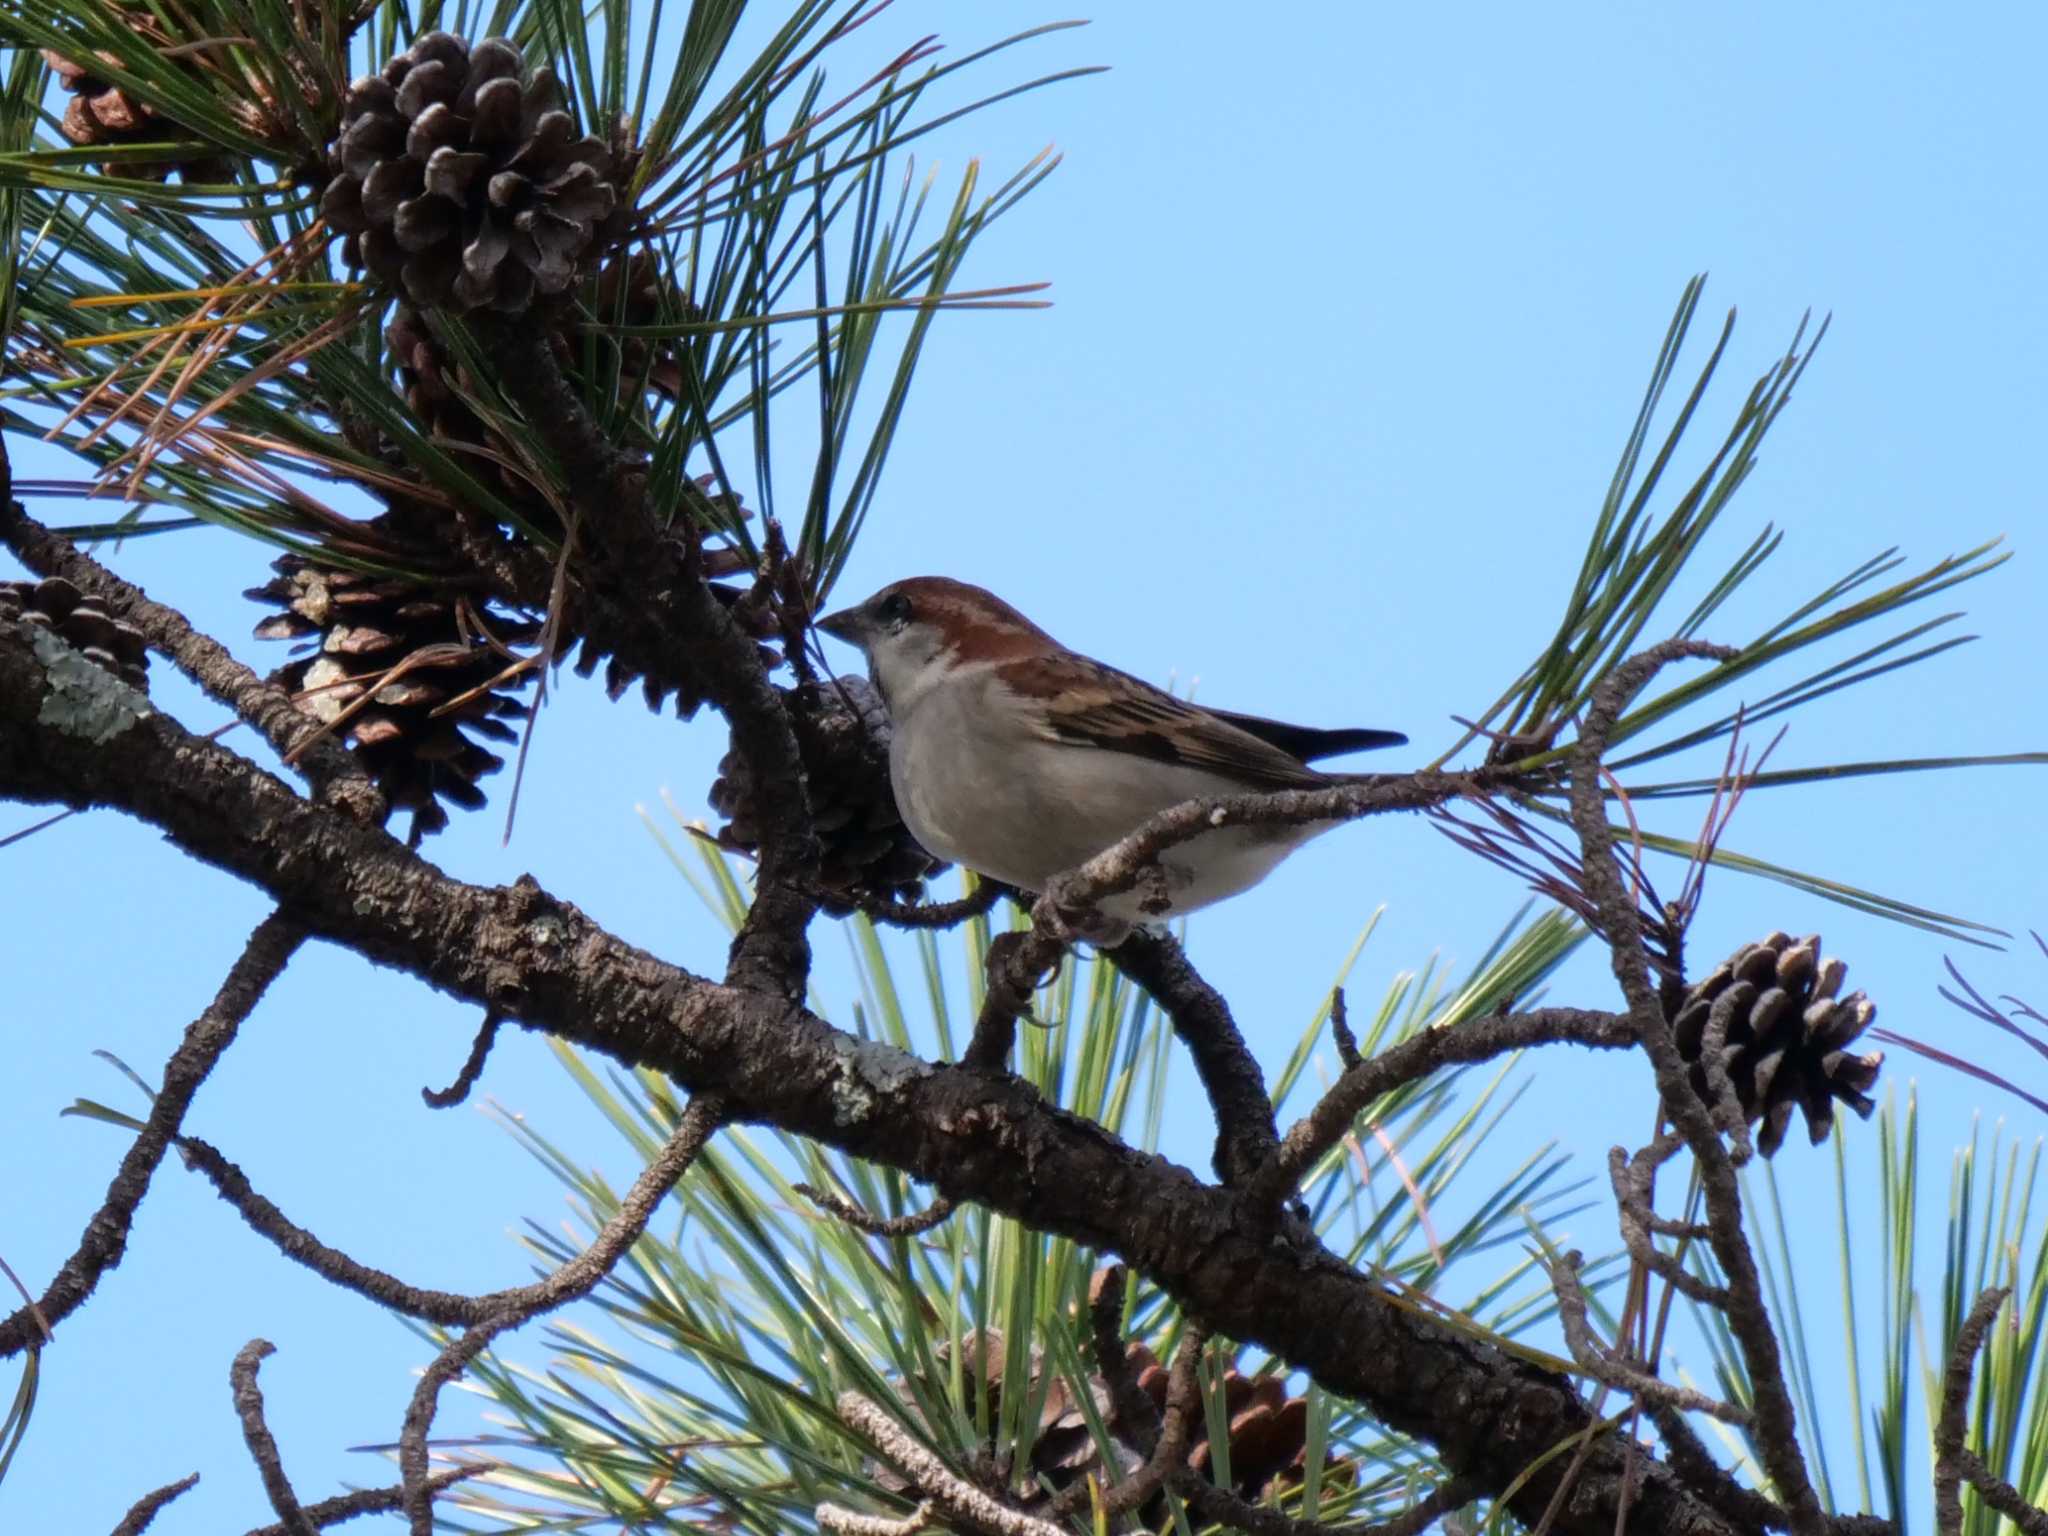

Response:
(816, 577), (1057, 715)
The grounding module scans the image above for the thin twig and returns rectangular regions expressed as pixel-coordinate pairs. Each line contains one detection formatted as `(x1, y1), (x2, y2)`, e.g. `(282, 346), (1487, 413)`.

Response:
(177, 1135), (523, 1327)
(835, 1391), (1070, 1536)
(397, 1094), (726, 1534)
(1329, 986), (1361, 1069)
(850, 881), (1010, 929)
(0, 909), (305, 1359)
(1056, 1265), (1204, 1523)
(1934, 1286), (2045, 1536)
(421, 1010), (503, 1108)
(1544, 1251), (1750, 1425)
(230, 1341), (319, 1536)
(1608, 1141), (1730, 1308)
(1248, 1008), (1636, 1212)
(1568, 638), (1824, 1536)
(240, 1468), (481, 1536)
(1074, 1267), (1470, 1536)
(795, 1183), (955, 1236)
(963, 930), (1055, 1072)
(817, 1500), (936, 1536)
(108, 1473), (200, 1536)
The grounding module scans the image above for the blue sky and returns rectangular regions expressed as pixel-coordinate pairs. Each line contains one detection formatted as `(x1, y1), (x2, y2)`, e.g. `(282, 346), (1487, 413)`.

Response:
(5, 2), (2047, 1529)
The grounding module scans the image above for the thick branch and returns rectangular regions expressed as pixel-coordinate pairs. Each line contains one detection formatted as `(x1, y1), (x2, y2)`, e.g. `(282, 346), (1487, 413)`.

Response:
(0, 908), (304, 1358)
(0, 618), (1754, 1536)
(471, 318), (818, 995)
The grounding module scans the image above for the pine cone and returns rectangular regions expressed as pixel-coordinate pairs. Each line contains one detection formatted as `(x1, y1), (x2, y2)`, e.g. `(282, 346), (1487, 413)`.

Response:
(1670, 932), (1884, 1157)
(323, 32), (632, 313)
(245, 552), (537, 841)
(0, 576), (149, 690)
(42, 45), (229, 182)
(707, 676), (943, 909)
(882, 1325), (1354, 1515)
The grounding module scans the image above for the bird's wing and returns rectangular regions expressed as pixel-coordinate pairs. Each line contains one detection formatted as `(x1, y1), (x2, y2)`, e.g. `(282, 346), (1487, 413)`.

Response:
(1204, 708), (1407, 762)
(996, 655), (1331, 790)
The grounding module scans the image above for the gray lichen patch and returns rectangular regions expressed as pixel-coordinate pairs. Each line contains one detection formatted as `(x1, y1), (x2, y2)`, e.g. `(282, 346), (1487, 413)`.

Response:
(828, 1034), (928, 1126)
(31, 624), (152, 744)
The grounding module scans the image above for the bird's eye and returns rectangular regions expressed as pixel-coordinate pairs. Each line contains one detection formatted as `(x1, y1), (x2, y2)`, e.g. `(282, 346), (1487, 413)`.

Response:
(876, 591), (913, 628)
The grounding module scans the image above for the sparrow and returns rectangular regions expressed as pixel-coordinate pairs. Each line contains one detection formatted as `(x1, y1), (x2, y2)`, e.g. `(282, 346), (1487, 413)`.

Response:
(815, 577), (1406, 937)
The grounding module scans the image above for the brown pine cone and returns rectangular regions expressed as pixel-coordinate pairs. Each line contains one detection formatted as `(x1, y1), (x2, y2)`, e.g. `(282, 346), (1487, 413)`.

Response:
(878, 1323), (1355, 1516)
(245, 553), (537, 841)
(707, 676), (944, 909)
(322, 32), (634, 312)
(1670, 931), (1884, 1156)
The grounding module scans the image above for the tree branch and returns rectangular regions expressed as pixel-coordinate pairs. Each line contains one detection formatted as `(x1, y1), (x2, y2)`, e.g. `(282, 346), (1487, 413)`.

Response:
(109, 1473), (200, 1536)
(833, 1391), (1069, 1536)
(397, 1092), (725, 1533)
(1247, 1007), (1635, 1212)
(0, 616), (1755, 1536)
(1106, 928), (1278, 1186)
(965, 770), (1518, 1074)
(1566, 638), (1824, 1535)
(795, 1182), (956, 1236)
(240, 1468), (481, 1536)
(0, 504), (381, 821)
(230, 1341), (319, 1536)
(471, 317), (818, 996)
(1544, 1249), (1749, 1424)
(1934, 1286), (2046, 1536)
(0, 908), (305, 1359)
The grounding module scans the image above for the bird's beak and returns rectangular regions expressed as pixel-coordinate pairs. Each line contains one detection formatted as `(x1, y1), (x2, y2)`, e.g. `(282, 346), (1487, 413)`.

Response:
(815, 604), (864, 645)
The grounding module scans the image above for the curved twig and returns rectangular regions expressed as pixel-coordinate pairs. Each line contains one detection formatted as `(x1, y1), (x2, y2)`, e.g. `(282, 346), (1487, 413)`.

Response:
(1934, 1286), (2047, 1536)
(795, 1182), (955, 1237)
(230, 1341), (318, 1536)
(421, 1009), (503, 1108)
(0, 909), (305, 1359)
(1567, 639), (1825, 1535)
(397, 1093), (726, 1533)
(108, 1473), (200, 1536)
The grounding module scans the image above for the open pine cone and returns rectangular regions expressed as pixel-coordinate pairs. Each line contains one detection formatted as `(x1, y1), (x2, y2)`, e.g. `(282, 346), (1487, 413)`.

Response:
(1670, 931), (1884, 1156)
(708, 676), (943, 910)
(881, 1326), (1355, 1517)
(323, 31), (632, 312)
(0, 576), (149, 690)
(42, 45), (231, 183)
(245, 551), (537, 842)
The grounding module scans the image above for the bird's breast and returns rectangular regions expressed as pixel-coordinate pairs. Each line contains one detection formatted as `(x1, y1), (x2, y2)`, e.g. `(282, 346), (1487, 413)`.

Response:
(886, 677), (1326, 906)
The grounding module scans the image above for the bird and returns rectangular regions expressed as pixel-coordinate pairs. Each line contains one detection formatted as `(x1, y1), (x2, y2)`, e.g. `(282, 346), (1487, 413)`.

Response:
(815, 576), (1406, 939)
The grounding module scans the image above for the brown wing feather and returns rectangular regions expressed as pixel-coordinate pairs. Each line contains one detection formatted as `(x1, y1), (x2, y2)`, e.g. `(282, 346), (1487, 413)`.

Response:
(997, 655), (1327, 790)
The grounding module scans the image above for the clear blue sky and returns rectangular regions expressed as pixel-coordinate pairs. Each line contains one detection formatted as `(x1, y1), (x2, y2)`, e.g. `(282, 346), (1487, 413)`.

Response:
(5, 3), (2046, 1529)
